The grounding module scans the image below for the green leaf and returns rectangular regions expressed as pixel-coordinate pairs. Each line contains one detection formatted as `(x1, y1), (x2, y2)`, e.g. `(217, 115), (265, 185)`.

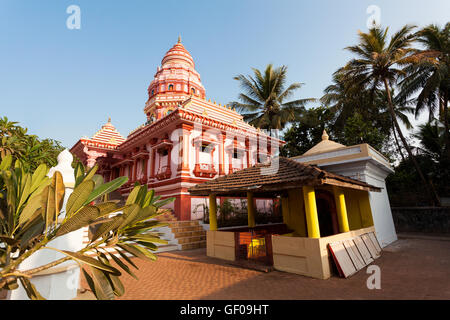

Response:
(81, 267), (97, 297)
(118, 204), (141, 229)
(66, 180), (95, 219)
(54, 250), (121, 275)
(115, 248), (139, 270)
(91, 174), (104, 189)
(84, 165), (98, 182)
(95, 201), (119, 216)
(18, 194), (41, 226)
(52, 171), (65, 218)
(128, 205), (157, 226)
(108, 251), (138, 280)
(90, 215), (124, 243)
(17, 173), (32, 213)
(56, 206), (100, 237)
(0, 154), (12, 170)
(135, 185), (148, 207)
(117, 243), (157, 261)
(106, 272), (125, 297)
(30, 163), (48, 193)
(142, 189), (155, 207)
(90, 266), (115, 300)
(84, 176), (128, 205)
(130, 234), (168, 245)
(41, 185), (55, 235)
(74, 162), (85, 187)
(19, 220), (44, 249)
(154, 197), (175, 208)
(125, 185), (141, 205)
(19, 277), (45, 300)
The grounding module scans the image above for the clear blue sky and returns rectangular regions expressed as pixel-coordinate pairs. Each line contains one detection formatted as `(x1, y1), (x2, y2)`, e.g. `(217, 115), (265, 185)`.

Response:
(1, 0), (448, 148)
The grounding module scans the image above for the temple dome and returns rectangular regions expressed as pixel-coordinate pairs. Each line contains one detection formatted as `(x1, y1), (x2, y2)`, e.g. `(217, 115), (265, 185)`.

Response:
(146, 37), (206, 101)
(303, 130), (346, 155)
(161, 36), (195, 68)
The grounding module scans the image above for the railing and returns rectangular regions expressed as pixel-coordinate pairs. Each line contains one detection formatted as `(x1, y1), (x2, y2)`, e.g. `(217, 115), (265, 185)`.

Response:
(235, 230), (273, 265)
(156, 165), (171, 180)
(193, 163), (217, 178)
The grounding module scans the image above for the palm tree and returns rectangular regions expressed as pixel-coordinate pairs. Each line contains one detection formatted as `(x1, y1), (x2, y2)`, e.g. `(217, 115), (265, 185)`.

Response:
(321, 71), (414, 161)
(230, 64), (315, 130)
(341, 25), (441, 206)
(399, 23), (450, 162)
(399, 23), (449, 121)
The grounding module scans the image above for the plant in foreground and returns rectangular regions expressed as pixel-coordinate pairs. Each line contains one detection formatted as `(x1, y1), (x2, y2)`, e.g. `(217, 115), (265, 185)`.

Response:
(0, 154), (174, 299)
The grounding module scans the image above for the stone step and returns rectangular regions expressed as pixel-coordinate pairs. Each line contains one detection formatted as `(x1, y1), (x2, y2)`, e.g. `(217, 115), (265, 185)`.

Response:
(180, 240), (206, 250)
(172, 230), (206, 238)
(176, 235), (207, 245)
(154, 244), (180, 253)
(170, 225), (205, 233)
(167, 220), (200, 227)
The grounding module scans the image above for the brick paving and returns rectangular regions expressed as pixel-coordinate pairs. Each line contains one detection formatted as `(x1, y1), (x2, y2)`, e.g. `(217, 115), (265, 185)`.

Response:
(79, 237), (450, 300)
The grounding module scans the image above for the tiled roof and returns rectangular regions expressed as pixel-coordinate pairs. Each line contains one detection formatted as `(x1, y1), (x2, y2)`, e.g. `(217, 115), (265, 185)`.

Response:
(188, 157), (381, 195)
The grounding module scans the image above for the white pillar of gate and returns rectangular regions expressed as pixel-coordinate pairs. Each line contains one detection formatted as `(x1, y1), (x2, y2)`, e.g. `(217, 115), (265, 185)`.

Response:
(10, 149), (85, 300)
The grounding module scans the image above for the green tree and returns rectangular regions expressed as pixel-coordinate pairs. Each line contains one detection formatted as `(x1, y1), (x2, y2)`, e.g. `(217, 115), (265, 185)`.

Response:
(231, 64), (315, 130)
(399, 23), (450, 168)
(0, 117), (64, 171)
(340, 25), (440, 206)
(280, 106), (333, 157)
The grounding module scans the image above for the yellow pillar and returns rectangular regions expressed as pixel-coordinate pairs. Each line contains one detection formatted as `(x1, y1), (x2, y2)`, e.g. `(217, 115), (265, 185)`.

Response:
(359, 192), (374, 227)
(302, 186), (320, 238)
(209, 194), (218, 231)
(247, 192), (256, 228)
(333, 187), (350, 232)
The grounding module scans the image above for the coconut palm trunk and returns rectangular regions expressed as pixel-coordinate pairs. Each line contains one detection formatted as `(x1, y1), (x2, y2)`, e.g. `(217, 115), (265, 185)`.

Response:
(383, 78), (441, 206)
(392, 119), (406, 162)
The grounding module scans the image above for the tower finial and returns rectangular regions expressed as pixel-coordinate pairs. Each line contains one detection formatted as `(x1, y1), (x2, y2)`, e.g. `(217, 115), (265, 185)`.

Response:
(178, 35), (181, 43)
(108, 117), (111, 123)
(322, 129), (329, 141)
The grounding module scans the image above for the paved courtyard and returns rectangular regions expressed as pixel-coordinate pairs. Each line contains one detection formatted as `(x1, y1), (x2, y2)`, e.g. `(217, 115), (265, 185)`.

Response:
(79, 236), (450, 300)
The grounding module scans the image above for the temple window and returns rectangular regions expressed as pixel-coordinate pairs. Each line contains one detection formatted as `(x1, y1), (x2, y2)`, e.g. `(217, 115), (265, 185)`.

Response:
(151, 89), (154, 95)
(161, 149), (169, 156)
(200, 143), (212, 153)
(168, 84), (174, 91)
(191, 87), (196, 94)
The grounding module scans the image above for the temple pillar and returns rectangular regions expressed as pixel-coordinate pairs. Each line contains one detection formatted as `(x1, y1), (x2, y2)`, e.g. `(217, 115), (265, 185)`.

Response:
(219, 132), (226, 175)
(132, 160), (137, 182)
(143, 155), (149, 182)
(247, 192), (256, 228)
(150, 148), (156, 180)
(359, 192), (374, 228)
(302, 186), (320, 238)
(182, 126), (191, 172)
(209, 194), (218, 231)
(333, 186), (350, 233)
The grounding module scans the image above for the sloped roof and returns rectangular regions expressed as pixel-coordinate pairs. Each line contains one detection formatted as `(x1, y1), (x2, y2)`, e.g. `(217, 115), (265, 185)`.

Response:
(87, 119), (126, 147)
(188, 157), (380, 195)
(303, 130), (345, 155)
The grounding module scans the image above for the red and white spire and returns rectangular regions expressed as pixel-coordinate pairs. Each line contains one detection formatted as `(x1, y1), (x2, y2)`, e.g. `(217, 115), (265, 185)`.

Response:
(144, 37), (206, 119)
(81, 118), (126, 150)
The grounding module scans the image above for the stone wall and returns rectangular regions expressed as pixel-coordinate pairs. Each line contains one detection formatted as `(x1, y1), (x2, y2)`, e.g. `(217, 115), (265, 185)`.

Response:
(391, 207), (450, 234)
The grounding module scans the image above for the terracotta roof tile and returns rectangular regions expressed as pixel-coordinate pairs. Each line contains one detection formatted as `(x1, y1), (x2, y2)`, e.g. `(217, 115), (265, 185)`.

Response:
(188, 157), (380, 195)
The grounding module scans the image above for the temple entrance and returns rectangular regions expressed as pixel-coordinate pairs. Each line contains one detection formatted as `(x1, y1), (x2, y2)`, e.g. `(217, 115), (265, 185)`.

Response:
(315, 190), (339, 237)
